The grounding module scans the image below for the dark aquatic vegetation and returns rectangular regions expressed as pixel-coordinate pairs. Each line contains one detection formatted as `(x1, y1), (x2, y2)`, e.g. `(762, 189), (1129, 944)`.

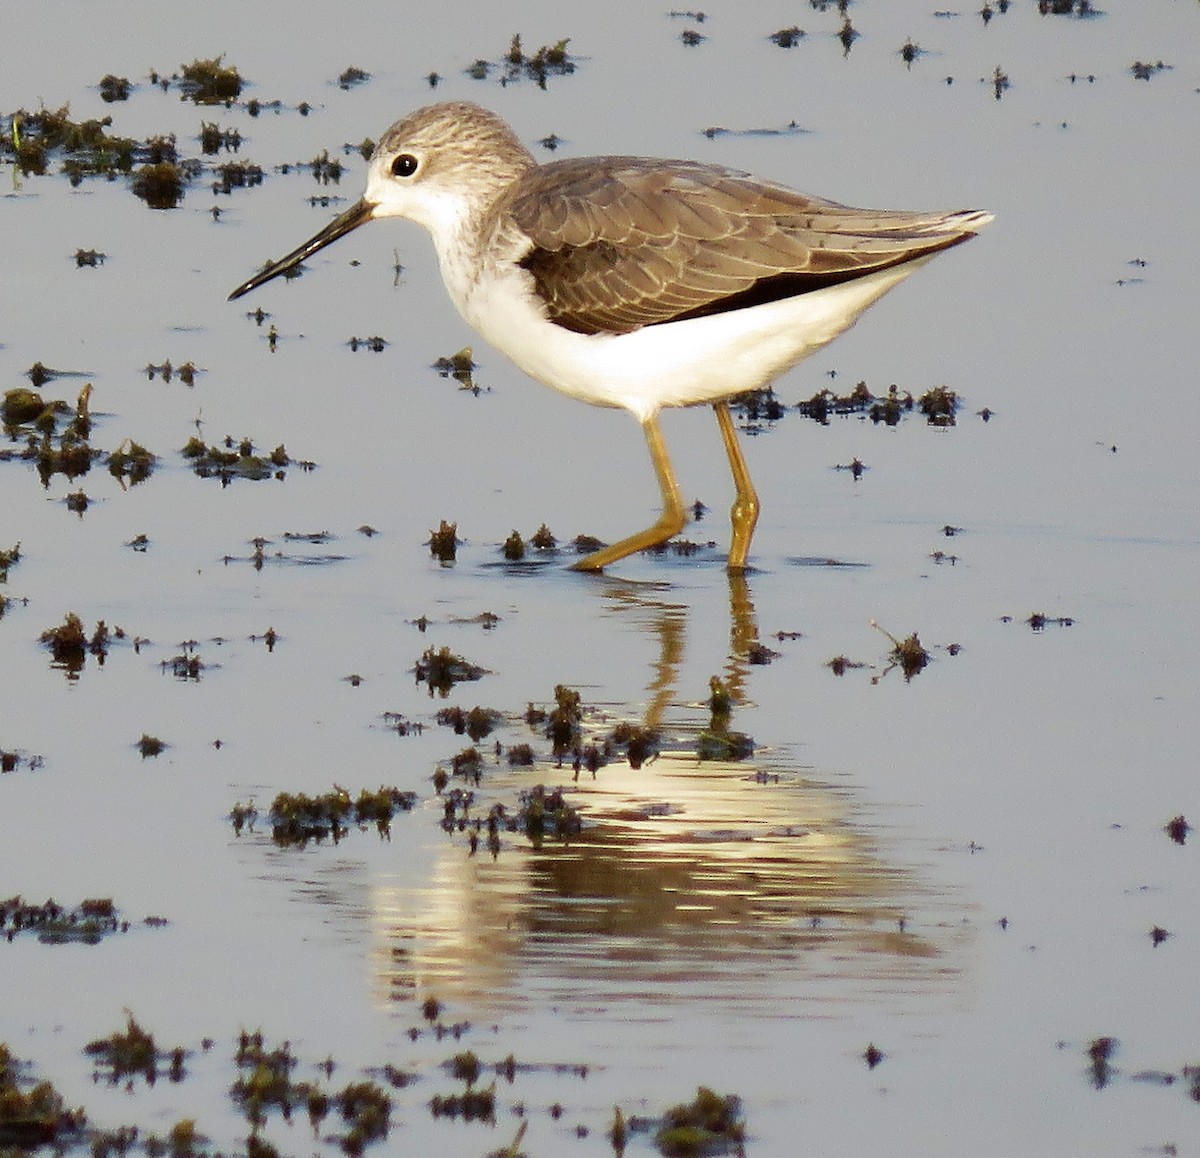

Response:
(652, 1086), (745, 1157)
(97, 74), (131, 102)
(919, 385), (959, 425)
(181, 436), (295, 482)
(176, 56), (245, 105)
(337, 66), (372, 90)
(436, 705), (502, 741)
(229, 801), (258, 835)
(609, 721), (659, 769)
(546, 684), (582, 755)
(1, 896), (142, 945)
(433, 346), (478, 389)
(502, 530), (525, 560)
(428, 1083), (495, 1122)
(428, 519), (459, 562)
(146, 359), (198, 383)
(1024, 612), (1075, 631)
(85, 1013), (184, 1085)
(698, 676), (753, 760)
(108, 439), (157, 486)
(1, 387), (52, 426)
(1164, 815), (1190, 845)
(0, 1043), (85, 1147)
(132, 161), (187, 209)
(529, 523), (557, 550)
(796, 380), (930, 426)
(1038, 0), (1102, 16)
(414, 646), (487, 696)
(1087, 1036), (1117, 1089)
(838, 16), (859, 55)
(214, 159), (264, 193)
(517, 784), (582, 843)
(493, 34), (577, 88)
(872, 621), (931, 681)
(1129, 59), (1170, 81)
(199, 121), (243, 154)
(769, 26), (806, 48)
(136, 733), (166, 758)
(265, 785), (418, 847)
(38, 612), (88, 669)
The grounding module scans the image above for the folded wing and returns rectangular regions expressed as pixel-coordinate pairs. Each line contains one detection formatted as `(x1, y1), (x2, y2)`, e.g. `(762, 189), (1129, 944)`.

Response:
(511, 157), (990, 336)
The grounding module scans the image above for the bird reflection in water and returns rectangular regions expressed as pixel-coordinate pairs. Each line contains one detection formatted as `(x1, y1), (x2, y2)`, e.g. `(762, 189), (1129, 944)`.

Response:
(371, 572), (970, 1015)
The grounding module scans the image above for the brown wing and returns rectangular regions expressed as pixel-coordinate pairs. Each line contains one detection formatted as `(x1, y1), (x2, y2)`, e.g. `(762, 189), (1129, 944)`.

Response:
(510, 157), (987, 336)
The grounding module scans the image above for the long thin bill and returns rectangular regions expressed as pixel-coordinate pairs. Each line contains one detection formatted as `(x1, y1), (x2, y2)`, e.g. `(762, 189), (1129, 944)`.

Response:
(228, 198), (375, 301)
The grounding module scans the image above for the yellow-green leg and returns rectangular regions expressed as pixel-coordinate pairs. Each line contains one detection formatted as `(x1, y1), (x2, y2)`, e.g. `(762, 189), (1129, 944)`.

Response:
(572, 414), (686, 572)
(714, 402), (760, 571)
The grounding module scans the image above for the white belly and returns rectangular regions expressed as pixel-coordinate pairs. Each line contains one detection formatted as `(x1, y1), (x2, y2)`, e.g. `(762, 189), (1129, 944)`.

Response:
(448, 249), (935, 424)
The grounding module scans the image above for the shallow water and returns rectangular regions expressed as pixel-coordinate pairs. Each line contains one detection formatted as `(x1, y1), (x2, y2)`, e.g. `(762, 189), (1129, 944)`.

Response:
(3, 2), (1199, 1155)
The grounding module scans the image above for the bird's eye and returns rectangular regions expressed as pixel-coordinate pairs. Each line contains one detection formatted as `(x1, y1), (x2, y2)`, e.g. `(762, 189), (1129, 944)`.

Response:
(391, 153), (419, 178)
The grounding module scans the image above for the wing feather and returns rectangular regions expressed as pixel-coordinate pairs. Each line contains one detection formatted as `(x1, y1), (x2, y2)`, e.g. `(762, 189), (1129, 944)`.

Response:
(510, 157), (986, 335)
